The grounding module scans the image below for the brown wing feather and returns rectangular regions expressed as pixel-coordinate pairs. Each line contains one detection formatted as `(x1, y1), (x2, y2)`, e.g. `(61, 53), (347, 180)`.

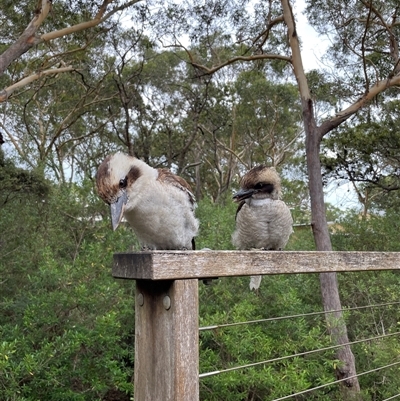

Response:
(157, 168), (196, 205)
(158, 168), (197, 249)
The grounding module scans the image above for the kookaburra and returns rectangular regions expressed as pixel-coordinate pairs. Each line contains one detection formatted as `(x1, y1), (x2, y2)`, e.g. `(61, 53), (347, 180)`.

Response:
(96, 153), (199, 250)
(232, 166), (293, 290)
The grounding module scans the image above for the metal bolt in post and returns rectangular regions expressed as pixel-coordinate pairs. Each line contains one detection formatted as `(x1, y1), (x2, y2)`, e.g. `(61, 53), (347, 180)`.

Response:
(163, 295), (171, 310)
(137, 293), (144, 306)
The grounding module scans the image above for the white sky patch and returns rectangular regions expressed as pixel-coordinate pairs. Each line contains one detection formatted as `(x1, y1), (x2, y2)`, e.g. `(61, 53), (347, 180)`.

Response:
(291, 2), (360, 210)
(325, 181), (360, 211)
(293, 0), (331, 72)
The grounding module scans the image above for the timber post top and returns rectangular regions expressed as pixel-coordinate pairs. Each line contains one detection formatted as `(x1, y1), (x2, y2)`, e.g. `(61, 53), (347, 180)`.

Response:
(112, 251), (400, 280)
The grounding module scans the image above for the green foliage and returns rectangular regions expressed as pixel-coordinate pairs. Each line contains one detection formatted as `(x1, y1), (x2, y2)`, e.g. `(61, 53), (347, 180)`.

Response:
(332, 210), (400, 252)
(199, 274), (336, 400)
(321, 99), (400, 215)
(0, 173), (135, 400)
(0, 152), (50, 203)
(329, 210), (400, 400)
(0, 245), (134, 401)
(195, 197), (237, 250)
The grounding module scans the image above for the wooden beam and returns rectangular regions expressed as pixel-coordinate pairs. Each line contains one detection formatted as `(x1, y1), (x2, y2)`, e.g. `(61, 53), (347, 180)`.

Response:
(134, 279), (199, 401)
(113, 251), (400, 280)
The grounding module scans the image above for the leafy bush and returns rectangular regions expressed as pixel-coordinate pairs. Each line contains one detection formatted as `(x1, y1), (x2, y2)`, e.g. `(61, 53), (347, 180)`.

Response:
(0, 179), (135, 400)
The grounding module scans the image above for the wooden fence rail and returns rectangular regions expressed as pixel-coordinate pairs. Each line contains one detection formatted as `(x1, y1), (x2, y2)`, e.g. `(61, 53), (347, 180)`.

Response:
(112, 250), (400, 401)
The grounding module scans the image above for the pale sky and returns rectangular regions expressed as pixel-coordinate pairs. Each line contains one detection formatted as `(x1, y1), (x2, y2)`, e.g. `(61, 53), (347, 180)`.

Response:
(293, 0), (330, 72)
(293, 2), (360, 210)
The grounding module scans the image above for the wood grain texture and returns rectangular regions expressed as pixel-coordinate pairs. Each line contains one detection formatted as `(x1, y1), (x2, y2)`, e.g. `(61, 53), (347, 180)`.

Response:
(134, 279), (199, 401)
(113, 251), (400, 280)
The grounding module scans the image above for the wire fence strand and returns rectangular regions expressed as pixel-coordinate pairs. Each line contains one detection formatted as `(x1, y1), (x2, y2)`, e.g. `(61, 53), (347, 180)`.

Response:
(199, 331), (400, 378)
(199, 301), (400, 331)
(382, 393), (400, 401)
(270, 361), (400, 401)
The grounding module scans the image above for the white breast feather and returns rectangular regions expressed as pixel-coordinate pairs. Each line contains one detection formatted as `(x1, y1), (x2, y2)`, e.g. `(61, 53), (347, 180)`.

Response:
(124, 175), (199, 250)
(232, 199), (293, 250)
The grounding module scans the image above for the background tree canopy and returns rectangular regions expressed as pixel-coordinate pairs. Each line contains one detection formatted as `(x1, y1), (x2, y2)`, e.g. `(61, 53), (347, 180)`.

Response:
(1, 0), (400, 400)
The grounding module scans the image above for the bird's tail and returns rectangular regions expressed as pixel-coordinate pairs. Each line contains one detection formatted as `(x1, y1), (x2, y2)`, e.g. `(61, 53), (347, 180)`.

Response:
(249, 275), (262, 291)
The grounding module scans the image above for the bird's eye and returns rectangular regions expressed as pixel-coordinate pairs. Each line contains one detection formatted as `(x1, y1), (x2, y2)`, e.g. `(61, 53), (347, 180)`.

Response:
(254, 183), (263, 190)
(119, 177), (127, 188)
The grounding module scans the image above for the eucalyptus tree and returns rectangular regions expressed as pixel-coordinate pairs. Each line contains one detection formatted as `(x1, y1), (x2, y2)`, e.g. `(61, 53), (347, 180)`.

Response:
(0, 0), (144, 99)
(0, 0), (150, 181)
(233, 70), (302, 168)
(321, 100), (400, 216)
(306, 0), (400, 216)
(2, 64), (117, 180)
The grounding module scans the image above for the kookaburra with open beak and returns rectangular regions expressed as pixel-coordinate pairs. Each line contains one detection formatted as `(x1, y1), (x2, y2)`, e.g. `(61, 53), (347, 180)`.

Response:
(232, 165), (293, 290)
(96, 153), (199, 250)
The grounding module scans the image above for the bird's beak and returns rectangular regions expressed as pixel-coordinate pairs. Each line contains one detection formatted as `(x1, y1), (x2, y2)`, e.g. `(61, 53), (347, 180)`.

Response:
(110, 191), (128, 231)
(233, 188), (255, 202)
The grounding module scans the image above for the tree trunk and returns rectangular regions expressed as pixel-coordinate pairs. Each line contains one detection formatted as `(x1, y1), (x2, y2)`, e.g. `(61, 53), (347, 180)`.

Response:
(281, 0), (362, 397)
(306, 106), (361, 396)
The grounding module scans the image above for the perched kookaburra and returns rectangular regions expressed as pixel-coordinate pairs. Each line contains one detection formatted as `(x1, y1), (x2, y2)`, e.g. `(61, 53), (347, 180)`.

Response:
(232, 166), (293, 290)
(96, 153), (199, 250)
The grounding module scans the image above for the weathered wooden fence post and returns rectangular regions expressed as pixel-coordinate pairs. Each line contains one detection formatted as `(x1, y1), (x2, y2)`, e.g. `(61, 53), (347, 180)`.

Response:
(113, 251), (201, 401)
(134, 279), (199, 401)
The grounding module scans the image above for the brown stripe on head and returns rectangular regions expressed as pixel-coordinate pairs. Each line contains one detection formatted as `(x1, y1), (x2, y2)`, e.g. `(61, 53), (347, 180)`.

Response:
(96, 155), (114, 203)
(240, 165), (281, 190)
(126, 165), (141, 187)
(96, 155), (112, 182)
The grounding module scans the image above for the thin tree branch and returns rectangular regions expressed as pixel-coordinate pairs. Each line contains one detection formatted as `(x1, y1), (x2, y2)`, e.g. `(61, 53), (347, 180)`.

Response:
(360, 4), (373, 92)
(319, 73), (400, 137)
(360, 0), (400, 72)
(189, 54), (291, 76)
(0, 66), (74, 102)
(0, 0), (142, 77)
(0, 0), (52, 75)
(40, 0), (142, 42)
(0, 121), (26, 162)
(198, 123), (247, 168)
(250, 15), (285, 50)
